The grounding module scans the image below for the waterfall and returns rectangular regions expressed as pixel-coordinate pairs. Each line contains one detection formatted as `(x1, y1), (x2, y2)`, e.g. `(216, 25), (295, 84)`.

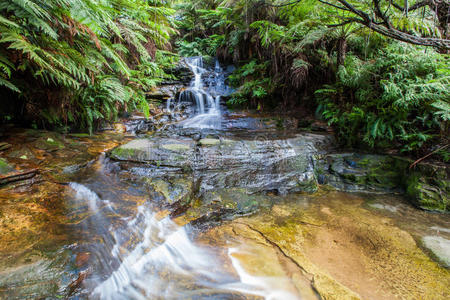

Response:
(67, 180), (299, 299)
(178, 57), (230, 129)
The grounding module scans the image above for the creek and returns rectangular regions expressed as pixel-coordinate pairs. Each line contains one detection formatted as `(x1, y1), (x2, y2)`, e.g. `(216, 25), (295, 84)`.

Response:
(0, 57), (449, 299)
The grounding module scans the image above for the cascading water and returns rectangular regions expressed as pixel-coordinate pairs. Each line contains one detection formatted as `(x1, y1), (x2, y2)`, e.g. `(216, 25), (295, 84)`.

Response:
(66, 157), (301, 299)
(174, 57), (231, 129)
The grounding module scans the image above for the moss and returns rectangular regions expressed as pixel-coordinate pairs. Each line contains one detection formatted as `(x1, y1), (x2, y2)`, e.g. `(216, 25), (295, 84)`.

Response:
(406, 173), (448, 211)
(199, 138), (220, 146)
(69, 133), (91, 138)
(161, 143), (191, 152)
(0, 158), (13, 174)
(110, 146), (138, 160)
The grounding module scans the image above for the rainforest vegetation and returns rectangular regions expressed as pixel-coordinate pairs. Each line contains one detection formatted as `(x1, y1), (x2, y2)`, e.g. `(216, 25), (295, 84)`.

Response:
(0, 0), (449, 158)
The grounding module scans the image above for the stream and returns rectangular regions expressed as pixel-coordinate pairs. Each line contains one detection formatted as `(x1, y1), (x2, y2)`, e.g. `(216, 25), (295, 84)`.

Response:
(0, 57), (449, 299)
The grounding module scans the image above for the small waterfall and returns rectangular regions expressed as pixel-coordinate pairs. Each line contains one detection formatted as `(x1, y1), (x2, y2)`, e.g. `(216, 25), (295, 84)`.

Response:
(67, 180), (301, 299)
(178, 57), (231, 129)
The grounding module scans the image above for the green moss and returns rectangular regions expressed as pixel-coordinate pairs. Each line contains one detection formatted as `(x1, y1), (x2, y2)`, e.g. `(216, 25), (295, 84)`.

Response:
(199, 138), (220, 146)
(0, 158), (13, 174)
(161, 143), (191, 152)
(110, 146), (138, 160)
(406, 173), (448, 211)
(69, 133), (91, 138)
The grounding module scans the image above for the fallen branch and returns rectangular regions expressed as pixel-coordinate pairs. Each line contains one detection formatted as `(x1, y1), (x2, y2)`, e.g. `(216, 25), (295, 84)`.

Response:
(409, 144), (449, 169)
(0, 169), (38, 185)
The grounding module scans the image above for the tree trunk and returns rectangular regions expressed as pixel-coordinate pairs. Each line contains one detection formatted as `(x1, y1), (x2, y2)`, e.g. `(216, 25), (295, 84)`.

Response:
(337, 37), (347, 67)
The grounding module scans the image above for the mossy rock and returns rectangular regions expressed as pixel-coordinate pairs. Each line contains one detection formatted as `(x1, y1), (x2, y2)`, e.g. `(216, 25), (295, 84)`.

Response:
(147, 177), (194, 205)
(318, 154), (449, 212)
(0, 158), (13, 174)
(110, 146), (141, 161)
(198, 138), (220, 146)
(33, 137), (65, 151)
(160, 143), (191, 152)
(405, 172), (449, 212)
(7, 148), (36, 160)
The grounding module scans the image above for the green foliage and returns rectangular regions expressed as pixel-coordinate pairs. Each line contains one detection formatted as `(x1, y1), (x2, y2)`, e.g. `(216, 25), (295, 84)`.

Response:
(176, 35), (225, 57)
(227, 60), (272, 105)
(316, 43), (449, 153)
(0, 0), (176, 131)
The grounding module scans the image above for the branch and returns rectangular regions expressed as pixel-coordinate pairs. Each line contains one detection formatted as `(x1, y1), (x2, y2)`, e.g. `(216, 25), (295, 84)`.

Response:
(392, 0), (431, 12)
(317, 0), (349, 11)
(261, 0), (303, 7)
(320, 0), (450, 50)
(409, 144), (449, 169)
(374, 0), (393, 28)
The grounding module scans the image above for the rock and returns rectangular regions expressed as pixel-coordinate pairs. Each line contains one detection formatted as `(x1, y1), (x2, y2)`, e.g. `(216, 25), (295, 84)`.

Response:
(75, 252), (91, 268)
(198, 138), (220, 146)
(147, 84), (183, 100)
(33, 136), (65, 151)
(422, 236), (450, 267)
(0, 157), (13, 174)
(0, 169), (38, 186)
(7, 147), (36, 160)
(109, 138), (196, 169)
(146, 176), (194, 206)
(110, 133), (334, 196)
(316, 154), (449, 212)
(164, 59), (195, 84)
(113, 123), (127, 133)
(0, 142), (12, 151)
(404, 162), (449, 212)
(199, 192), (450, 300)
(315, 154), (401, 192)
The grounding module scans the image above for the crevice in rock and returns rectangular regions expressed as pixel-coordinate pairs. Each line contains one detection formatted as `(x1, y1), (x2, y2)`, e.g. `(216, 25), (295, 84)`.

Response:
(234, 222), (322, 299)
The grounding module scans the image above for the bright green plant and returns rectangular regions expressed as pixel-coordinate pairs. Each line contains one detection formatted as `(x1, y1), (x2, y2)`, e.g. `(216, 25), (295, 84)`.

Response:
(0, 0), (176, 131)
(316, 43), (449, 153)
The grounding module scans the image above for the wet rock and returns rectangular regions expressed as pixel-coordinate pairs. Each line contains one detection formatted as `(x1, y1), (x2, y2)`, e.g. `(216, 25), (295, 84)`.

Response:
(110, 133), (334, 195)
(404, 162), (449, 212)
(315, 154), (401, 192)
(75, 252), (91, 268)
(0, 169), (38, 186)
(198, 138), (220, 146)
(33, 136), (65, 151)
(109, 138), (196, 169)
(7, 147), (36, 160)
(0, 142), (12, 151)
(147, 84), (183, 100)
(202, 188), (273, 213)
(422, 236), (450, 267)
(0, 158), (13, 174)
(199, 192), (450, 300)
(164, 59), (194, 84)
(146, 176), (194, 206)
(113, 123), (127, 133)
(316, 153), (449, 212)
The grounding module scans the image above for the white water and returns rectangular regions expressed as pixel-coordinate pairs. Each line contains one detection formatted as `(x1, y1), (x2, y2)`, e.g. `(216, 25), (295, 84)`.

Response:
(177, 57), (230, 129)
(68, 182), (301, 299)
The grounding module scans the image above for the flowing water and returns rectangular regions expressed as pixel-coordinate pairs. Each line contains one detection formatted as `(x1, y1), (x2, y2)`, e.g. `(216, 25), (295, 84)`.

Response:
(0, 57), (449, 299)
(175, 57), (231, 129)
(64, 157), (303, 299)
